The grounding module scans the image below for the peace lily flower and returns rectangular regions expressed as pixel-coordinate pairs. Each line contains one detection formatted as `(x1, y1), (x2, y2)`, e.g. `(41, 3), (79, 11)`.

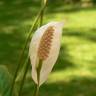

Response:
(29, 21), (64, 86)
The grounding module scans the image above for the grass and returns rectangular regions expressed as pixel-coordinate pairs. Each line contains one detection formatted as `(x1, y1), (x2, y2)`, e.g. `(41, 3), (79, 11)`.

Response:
(0, 0), (96, 96)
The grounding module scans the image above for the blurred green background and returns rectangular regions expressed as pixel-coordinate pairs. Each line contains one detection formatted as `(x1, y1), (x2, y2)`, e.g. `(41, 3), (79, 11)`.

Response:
(0, 0), (96, 96)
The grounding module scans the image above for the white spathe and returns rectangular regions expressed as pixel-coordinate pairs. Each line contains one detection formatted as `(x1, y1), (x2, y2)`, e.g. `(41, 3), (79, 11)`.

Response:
(29, 21), (64, 86)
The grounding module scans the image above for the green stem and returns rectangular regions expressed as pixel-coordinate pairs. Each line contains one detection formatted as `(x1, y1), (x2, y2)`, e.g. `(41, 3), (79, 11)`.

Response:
(34, 1), (48, 96)
(17, 0), (48, 96)
(34, 60), (42, 96)
(34, 84), (39, 96)
(19, 0), (46, 96)
(40, 10), (44, 27)
(10, 16), (38, 96)
(18, 58), (29, 96)
(10, 4), (47, 96)
(10, 0), (48, 95)
(40, 0), (48, 26)
(37, 60), (42, 86)
(40, 0), (44, 26)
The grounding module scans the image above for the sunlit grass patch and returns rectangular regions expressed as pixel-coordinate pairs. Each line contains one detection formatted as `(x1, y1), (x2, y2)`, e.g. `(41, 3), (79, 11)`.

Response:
(45, 9), (96, 28)
(47, 69), (96, 83)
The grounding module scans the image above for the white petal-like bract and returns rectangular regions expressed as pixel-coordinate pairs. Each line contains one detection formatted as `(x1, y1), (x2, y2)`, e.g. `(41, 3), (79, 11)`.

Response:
(29, 21), (64, 86)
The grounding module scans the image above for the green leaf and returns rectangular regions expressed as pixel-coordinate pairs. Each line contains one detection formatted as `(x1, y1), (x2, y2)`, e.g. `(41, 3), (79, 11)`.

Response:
(0, 66), (18, 96)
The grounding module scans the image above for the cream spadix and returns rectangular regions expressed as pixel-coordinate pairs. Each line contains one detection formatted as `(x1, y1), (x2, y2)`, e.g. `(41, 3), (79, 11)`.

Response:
(29, 21), (64, 86)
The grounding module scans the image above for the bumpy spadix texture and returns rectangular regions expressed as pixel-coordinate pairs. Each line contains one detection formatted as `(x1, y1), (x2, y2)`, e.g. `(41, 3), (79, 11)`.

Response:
(29, 21), (63, 86)
(38, 26), (54, 60)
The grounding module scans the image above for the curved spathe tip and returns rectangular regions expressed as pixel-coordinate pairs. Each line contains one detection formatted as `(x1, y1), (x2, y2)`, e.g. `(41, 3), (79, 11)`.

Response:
(57, 21), (64, 28)
(48, 21), (64, 29)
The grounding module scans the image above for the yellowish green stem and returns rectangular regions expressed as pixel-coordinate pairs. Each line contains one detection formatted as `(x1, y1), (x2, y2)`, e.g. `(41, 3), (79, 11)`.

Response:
(10, 0), (48, 96)
(18, 57), (29, 96)
(10, 5), (47, 96)
(34, 1), (48, 96)
(34, 60), (42, 96)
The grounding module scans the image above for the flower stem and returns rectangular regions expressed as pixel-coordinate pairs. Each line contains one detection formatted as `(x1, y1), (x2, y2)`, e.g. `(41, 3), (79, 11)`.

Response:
(34, 84), (39, 96)
(34, 60), (42, 96)
(40, 0), (44, 26)
(18, 0), (48, 95)
(18, 57), (29, 96)
(10, 0), (48, 96)
(10, 5), (47, 96)
(34, 1), (48, 96)
(33, 83), (39, 96)
(10, 15), (39, 96)
(37, 60), (42, 86)
(40, 0), (48, 26)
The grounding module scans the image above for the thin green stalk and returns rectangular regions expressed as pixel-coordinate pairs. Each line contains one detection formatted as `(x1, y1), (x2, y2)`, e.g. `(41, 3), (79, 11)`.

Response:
(33, 83), (39, 96)
(18, 58), (29, 96)
(34, 60), (42, 96)
(16, 1), (48, 96)
(35, 85), (39, 96)
(10, 15), (39, 96)
(37, 60), (42, 86)
(40, 10), (44, 27)
(40, 0), (44, 26)
(12, 0), (48, 96)
(40, 0), (48, 26)
(10, 4), (47, 96)
(34, 1), (48, 96)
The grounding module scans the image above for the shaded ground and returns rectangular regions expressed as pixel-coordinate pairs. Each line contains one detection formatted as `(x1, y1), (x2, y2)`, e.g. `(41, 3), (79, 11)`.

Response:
(22, 77), (96, 96)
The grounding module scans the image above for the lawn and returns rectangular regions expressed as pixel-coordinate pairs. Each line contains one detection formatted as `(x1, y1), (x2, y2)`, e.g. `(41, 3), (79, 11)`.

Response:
(0, 0), (96, 96)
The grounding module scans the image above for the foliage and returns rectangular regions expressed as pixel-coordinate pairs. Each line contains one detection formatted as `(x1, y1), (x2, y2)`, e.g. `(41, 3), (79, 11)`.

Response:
(0, 66), (18, 96)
